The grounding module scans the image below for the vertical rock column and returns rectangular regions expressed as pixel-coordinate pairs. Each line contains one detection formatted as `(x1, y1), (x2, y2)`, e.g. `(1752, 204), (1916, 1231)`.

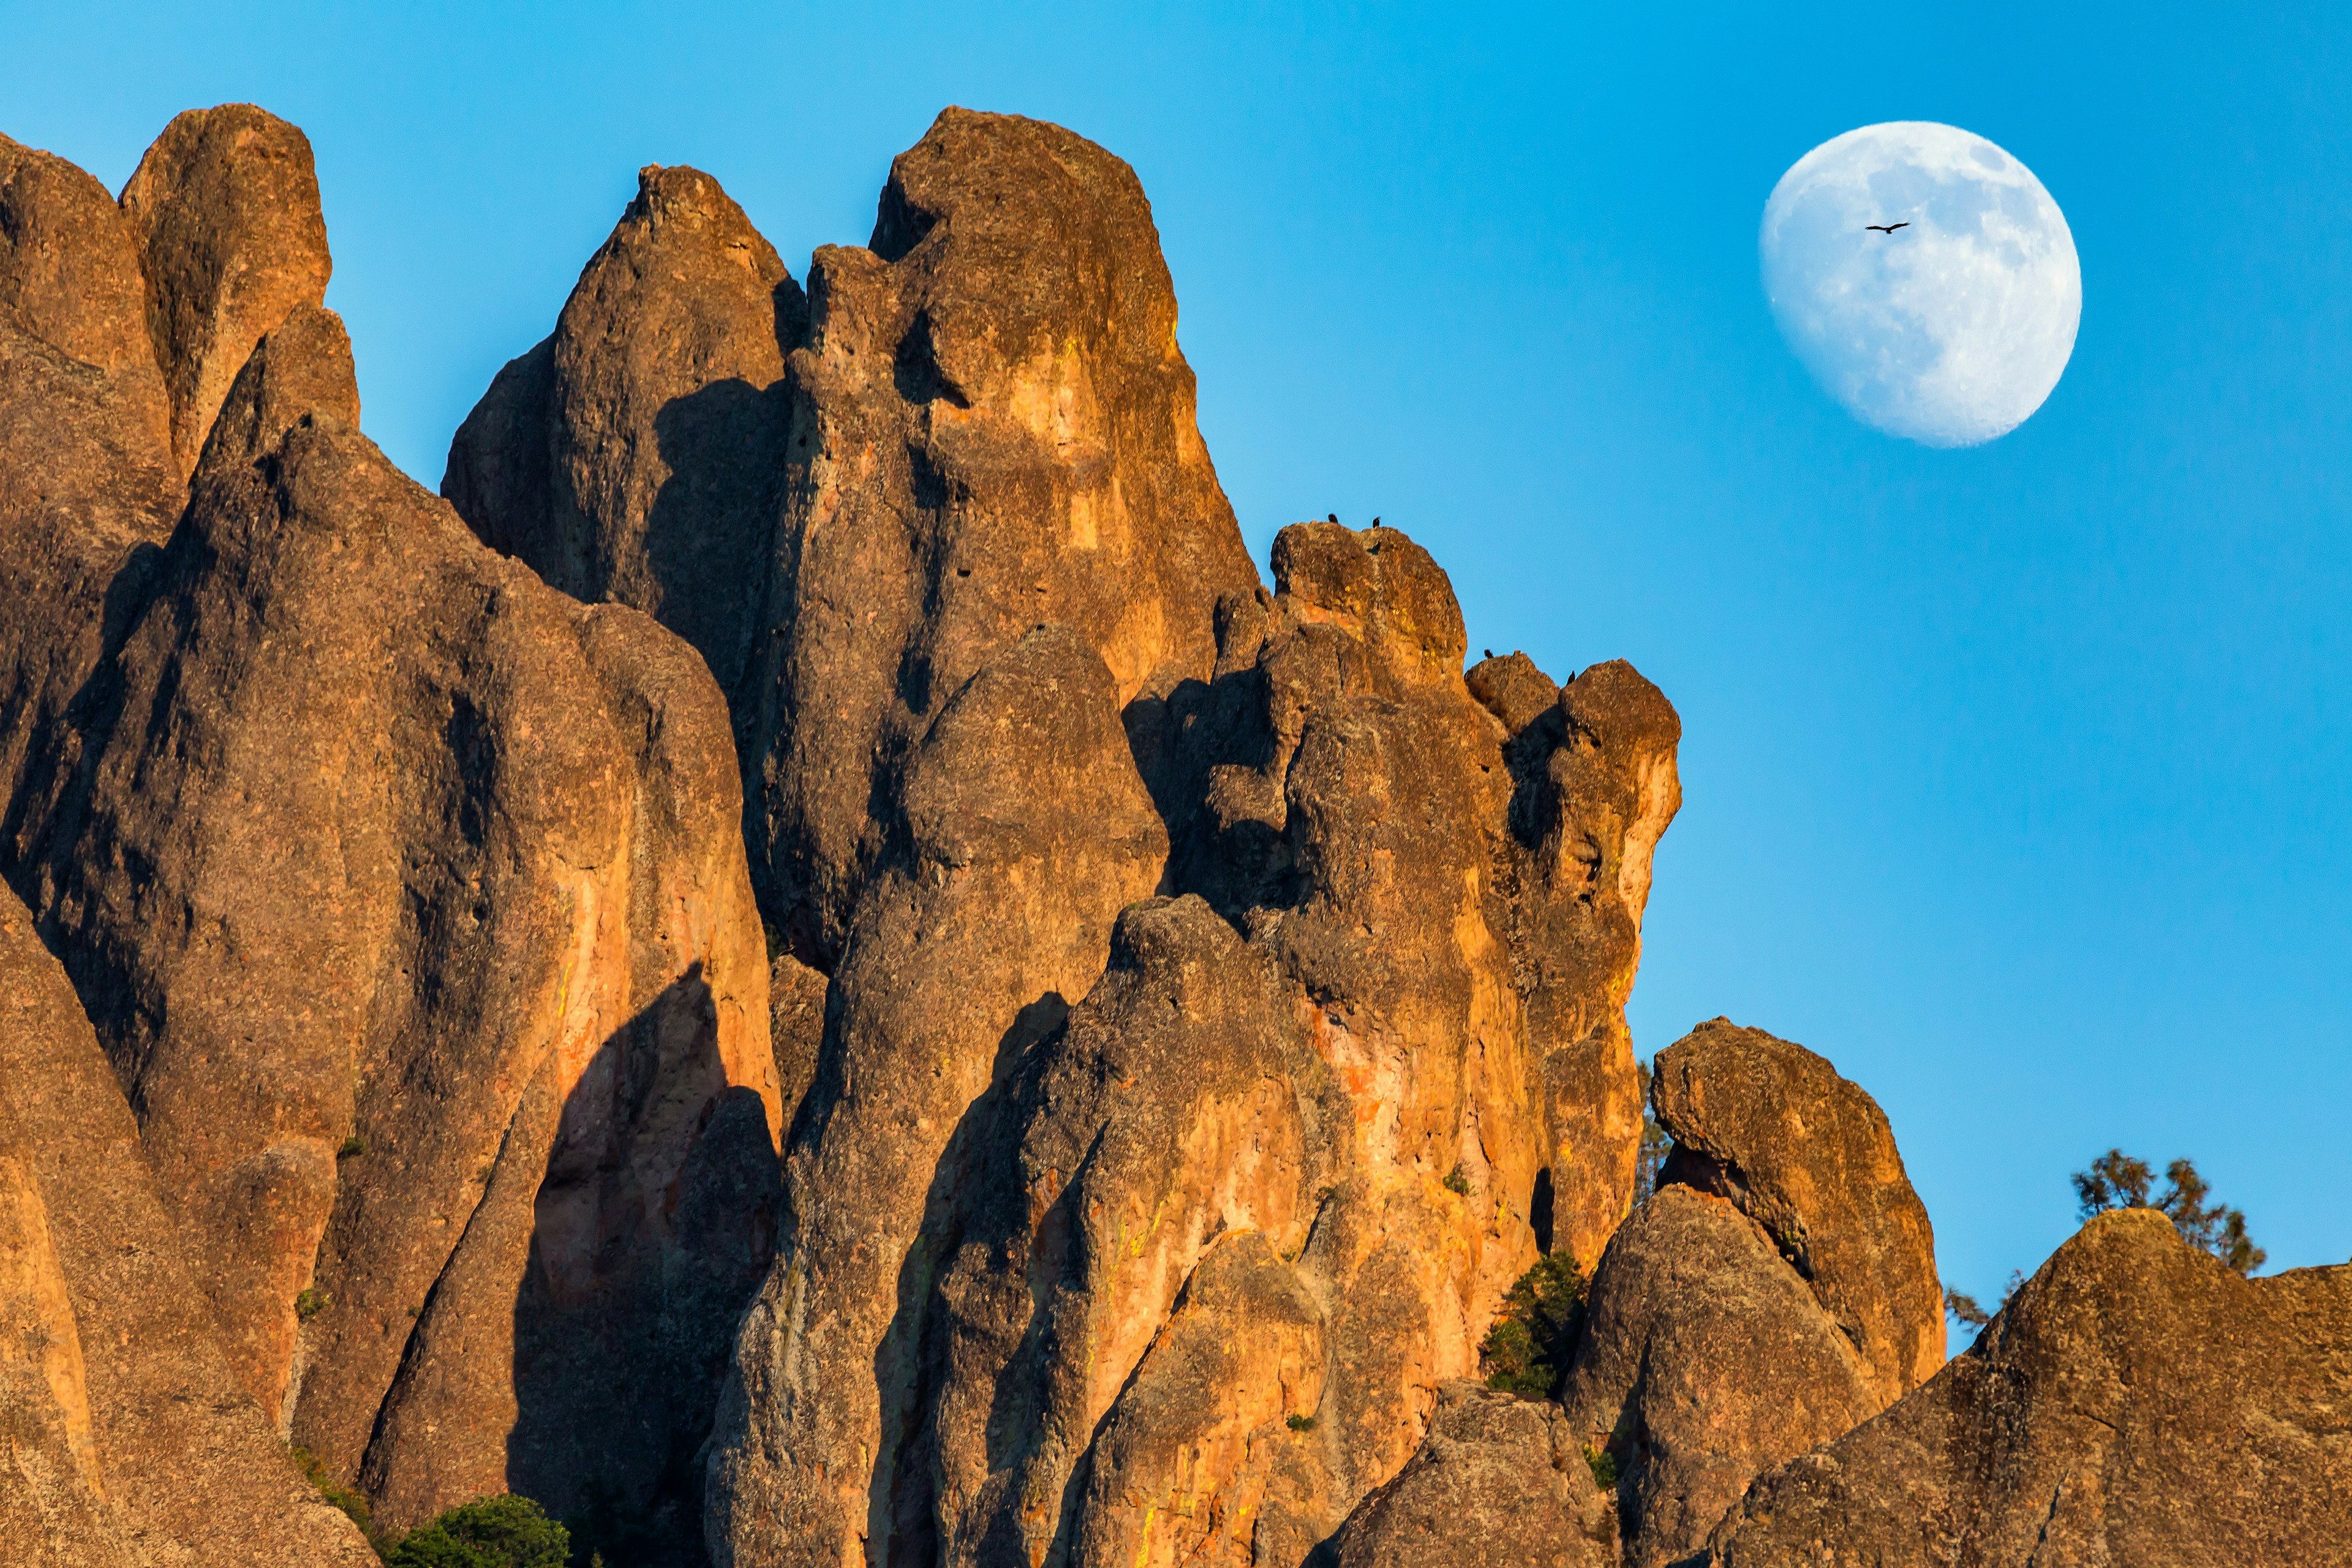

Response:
(118, 103), (333, 475)
(706, 628), (1166, 1568)
(1472, 653), (1682, 1273)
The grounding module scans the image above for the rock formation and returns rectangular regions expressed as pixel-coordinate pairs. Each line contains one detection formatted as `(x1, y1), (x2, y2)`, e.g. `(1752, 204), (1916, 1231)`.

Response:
(0, 882), (374, 1567)
(1320, 1382), (1615, 1568)
(6, 91), (2346, 1568)
(431, 111), (1681, 1568)
(0, 108), (780, 1563)
(443, 109), (1261, 971)
(1511, 1019), (1937, 1567)
(706, 508), (1683, 1567)
(1650, 1018), (1945, 1404)
(1707, 1208), (2352, 1566)
(443, 162), (801, 703)
(118, 104), (334, 474)
(0, 134), (172, 458)
(707, 624), (1168, 1568)
(1559, 1186), (1879, 1568)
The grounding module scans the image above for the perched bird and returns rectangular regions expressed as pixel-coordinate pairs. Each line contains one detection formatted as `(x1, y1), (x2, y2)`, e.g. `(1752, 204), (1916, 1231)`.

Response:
(1865, 221), (1910, 234)
(1483, 649), (1494, 660)
(1327, 512), (1340, 524)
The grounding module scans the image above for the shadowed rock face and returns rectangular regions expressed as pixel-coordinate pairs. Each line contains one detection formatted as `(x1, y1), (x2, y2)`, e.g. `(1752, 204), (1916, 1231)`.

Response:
(444, 163), (803, 701)
(0, 882), (374, 1568)
(1321, 1382), (1615, 1568)
(1707, 1210), (2352, 1568)
(1558, 1186), (1879, 1568)
(445, 108), (1261, 969)
(767, 949), (829, 1141)
(0, 132), (186, 824)
(1650, 1017), (1944, 1406)
(117, 104), (333, 475)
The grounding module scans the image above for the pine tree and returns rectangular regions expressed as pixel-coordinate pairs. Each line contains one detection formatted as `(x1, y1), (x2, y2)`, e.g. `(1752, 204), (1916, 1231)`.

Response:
(2072, 1148), (2265, 1276)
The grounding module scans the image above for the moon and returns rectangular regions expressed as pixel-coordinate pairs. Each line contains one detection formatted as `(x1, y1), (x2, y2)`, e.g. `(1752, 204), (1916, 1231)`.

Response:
(1760, 122), (2081, 447)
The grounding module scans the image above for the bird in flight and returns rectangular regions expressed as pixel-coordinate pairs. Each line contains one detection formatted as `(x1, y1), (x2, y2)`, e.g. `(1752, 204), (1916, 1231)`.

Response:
(1865, 222), (1910, 234)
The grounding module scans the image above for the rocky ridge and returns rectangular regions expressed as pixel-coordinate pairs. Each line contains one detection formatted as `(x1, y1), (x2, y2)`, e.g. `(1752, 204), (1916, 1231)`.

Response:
(0, 97), (2344, 1568)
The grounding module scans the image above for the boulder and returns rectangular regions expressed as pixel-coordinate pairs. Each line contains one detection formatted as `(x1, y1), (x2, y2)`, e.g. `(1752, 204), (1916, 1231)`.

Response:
(0, 882), (373, 1567)
(118, 104), (333, 473)
(0, 132), (170, 454)
(1320, 1381), (1615, 1568)
(1651, 1018), (1943, 1404)
(1706, 1209), (2352, 1567)
(1558, 1185), (1879, 1568)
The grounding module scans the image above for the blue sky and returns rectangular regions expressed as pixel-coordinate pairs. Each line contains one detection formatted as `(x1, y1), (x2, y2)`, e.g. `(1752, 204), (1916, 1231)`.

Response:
(10, 2), (2349, 1300)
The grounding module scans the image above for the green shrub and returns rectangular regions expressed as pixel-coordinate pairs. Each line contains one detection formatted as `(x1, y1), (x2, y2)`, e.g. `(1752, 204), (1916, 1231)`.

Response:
(1480, 1250), (1586, 1400)
(1441, 1164), (1471, 1196)
(384, 1495), (570, 1568)
(338, 1136), (368, 1159)
(1286, 1412), (1316, 1432)
(293, 1446), (393, 1556)
(1582, 1445), (1618, 1490)
(295, 1287), (327, 1320)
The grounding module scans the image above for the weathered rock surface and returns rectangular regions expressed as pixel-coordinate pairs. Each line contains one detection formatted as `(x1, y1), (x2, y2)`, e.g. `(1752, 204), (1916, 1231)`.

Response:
(908, 895), (1319, 1568)
(706, 625), (1167, 1568)
(767, 948), (829, 1140)
(0, 130), (184, 826)
(1071, 1229), (1329, 1568)
(1651, 1018), (1943, 1405)
(447, 108), (1261, 968)
(701, 519), (1681, 1567)
(1559, 1185), (1879, 1568)
(0, 882), (374, 1567)
(444, 163), (801, 701)
(1488, 656), (1681, 1272)
(0, 133), (171, 457)
(1707, 1208), (2352, 1567)
(1321, 1381), (1615, 1568)
(118, 104), (333, 474)
(0, 131), (781, 1556)
(1190, 526), (1547, 1502)
(5, 100), (1713, 1568)
(0, 1151), (123, 1568)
